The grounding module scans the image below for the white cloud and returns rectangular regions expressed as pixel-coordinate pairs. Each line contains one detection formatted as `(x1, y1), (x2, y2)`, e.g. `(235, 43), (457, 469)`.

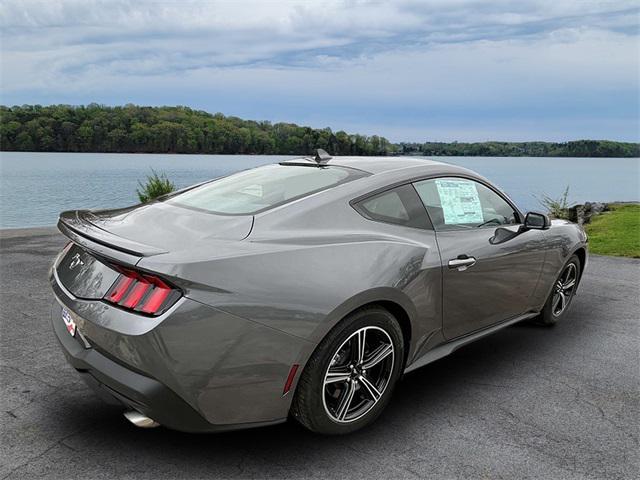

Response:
(0, 0), (638, 141)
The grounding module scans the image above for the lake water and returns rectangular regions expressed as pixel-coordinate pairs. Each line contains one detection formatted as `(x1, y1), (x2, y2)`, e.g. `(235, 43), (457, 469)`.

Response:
(0, 152), (638, 229)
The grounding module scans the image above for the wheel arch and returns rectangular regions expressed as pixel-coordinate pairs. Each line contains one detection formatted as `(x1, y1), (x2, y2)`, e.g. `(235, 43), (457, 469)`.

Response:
(303, 288), (417, 370)
(368, 300), (412, 367)
(573, 247), (587, 284)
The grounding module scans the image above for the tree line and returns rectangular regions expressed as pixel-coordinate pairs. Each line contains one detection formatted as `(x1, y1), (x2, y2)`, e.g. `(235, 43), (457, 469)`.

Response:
(1, 104), (638, 157)
(0, 104), (392, 156)
(396, 140), (640, 158)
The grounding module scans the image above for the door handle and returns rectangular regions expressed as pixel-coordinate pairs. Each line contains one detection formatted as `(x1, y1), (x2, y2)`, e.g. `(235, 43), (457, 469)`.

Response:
(448, 255), (477, 271)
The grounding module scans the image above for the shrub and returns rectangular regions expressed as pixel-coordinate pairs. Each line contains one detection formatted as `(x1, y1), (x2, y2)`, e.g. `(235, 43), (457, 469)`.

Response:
(538, 185), (571, 220)
(136, 169), (175, 203)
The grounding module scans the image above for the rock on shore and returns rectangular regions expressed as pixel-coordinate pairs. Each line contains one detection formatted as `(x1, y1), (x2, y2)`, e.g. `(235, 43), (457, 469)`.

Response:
(567, 202), (608, 225)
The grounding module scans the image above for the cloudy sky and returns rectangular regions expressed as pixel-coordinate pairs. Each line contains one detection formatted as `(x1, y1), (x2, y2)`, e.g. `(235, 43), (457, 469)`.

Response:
(1, 0), (638, 142)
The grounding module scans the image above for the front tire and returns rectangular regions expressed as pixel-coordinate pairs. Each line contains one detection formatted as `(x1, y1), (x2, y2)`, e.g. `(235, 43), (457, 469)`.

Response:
(537, 254), (581, 326)
(291, 306), (404, 435)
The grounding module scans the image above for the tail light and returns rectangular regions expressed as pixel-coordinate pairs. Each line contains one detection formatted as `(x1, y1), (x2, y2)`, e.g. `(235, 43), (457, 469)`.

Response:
(104, 266), (181, 316)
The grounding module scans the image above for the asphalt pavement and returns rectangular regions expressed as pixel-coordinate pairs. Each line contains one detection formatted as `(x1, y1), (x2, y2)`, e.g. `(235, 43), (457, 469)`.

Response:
(1, 227), (638, 479)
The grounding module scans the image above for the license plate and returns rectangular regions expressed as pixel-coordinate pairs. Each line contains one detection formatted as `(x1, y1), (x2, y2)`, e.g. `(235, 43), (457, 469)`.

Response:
(61, 308), (77, 337)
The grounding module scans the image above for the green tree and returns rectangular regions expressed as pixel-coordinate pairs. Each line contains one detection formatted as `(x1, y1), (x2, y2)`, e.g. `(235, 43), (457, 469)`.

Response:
(1, 104), (638, 157)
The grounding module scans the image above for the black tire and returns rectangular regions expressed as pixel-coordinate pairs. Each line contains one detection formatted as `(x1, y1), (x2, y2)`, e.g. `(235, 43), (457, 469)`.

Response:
(537, 254), (581, 326)
(291, 306), (404, 435)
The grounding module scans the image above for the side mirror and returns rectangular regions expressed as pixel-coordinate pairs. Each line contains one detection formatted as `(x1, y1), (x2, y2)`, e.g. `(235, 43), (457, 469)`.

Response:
(523, 211), (551, 230)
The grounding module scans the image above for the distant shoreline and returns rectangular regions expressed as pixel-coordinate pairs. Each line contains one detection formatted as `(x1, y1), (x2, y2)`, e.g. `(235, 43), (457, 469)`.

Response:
(2, 105), (639, 158)
(1, 151), (639, 159)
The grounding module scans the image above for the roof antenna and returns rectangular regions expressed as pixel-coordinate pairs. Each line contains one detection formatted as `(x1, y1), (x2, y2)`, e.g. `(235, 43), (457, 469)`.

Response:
(314, 149), (332, 164)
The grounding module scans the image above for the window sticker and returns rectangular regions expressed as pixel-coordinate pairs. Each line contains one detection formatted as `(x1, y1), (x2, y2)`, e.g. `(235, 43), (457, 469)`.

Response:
(435, 179), (483, 224)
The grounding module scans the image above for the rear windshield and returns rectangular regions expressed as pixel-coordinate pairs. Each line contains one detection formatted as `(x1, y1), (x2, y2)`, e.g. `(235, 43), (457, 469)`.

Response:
(167, 164), (366, 215)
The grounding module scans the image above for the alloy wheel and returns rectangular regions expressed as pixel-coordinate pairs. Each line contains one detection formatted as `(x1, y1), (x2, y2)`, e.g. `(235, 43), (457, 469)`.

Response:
(552, 262), (578, 317)
(322, 326), (395, 423)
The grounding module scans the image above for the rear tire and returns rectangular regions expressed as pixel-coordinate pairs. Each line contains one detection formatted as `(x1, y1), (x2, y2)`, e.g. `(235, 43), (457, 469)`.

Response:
(291, 306), (404, 435)
(537, 254), (581, 326)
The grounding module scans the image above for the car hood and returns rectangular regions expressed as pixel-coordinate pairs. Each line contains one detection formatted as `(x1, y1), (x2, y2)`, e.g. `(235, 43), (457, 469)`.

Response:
(59, 202), (253, 256)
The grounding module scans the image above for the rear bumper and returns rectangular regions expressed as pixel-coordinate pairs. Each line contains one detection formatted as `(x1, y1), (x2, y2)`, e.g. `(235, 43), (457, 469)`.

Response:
(51, 301), (284, 433)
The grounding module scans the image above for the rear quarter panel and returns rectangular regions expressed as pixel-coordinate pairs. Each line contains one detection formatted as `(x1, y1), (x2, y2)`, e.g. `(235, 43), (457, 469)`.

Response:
(138, 193), (443, 369)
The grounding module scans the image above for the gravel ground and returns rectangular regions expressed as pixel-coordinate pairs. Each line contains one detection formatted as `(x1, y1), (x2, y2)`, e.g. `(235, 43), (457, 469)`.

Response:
(1, 227), (638, 480)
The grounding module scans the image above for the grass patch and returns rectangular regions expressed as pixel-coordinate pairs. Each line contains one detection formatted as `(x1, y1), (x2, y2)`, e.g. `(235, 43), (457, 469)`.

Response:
(584, 204), (640, 258)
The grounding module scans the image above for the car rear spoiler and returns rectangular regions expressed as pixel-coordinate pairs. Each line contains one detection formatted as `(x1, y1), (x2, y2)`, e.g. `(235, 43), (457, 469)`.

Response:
(58, 210), (168, 265)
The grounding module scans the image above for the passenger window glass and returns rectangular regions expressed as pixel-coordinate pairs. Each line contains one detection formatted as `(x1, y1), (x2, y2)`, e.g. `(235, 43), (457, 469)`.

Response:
(361, 190), (409, 221)
(355, 184), (431, 229)
(413, 178), (518, 230)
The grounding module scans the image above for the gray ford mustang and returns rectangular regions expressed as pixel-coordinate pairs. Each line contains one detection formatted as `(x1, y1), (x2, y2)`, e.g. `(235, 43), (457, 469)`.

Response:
(50, 152), (588, 435)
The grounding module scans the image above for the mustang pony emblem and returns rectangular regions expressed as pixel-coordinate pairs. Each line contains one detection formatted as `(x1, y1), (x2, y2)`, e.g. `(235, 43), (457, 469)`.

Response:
(68, 252), (84, 270)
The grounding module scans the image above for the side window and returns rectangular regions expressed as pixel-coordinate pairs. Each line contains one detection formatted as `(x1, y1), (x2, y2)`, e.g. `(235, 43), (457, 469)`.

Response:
(413, 177), (518, 231)
(354, 184), (431, 229)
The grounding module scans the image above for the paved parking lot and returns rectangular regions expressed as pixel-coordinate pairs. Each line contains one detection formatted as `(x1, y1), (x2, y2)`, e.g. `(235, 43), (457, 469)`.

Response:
(1, 228), (638, 479)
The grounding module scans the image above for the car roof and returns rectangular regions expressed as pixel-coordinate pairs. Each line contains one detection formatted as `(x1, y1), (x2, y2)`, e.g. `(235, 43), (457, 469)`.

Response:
(265, 155), (524, 221)
(281, 155), (452, 175)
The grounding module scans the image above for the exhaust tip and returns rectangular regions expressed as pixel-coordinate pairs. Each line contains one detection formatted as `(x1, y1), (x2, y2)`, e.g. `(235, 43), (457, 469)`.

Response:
(124, 410), (160, 428)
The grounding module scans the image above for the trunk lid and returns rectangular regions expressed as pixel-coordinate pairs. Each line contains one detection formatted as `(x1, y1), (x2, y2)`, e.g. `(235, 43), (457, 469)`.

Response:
(55, 243), (121, 299)
(59, 202), (254, 257)
(56, 202), (253, 297)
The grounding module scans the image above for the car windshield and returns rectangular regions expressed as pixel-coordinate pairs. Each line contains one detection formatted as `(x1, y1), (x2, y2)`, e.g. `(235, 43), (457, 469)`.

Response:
(167, 164), (365, 215)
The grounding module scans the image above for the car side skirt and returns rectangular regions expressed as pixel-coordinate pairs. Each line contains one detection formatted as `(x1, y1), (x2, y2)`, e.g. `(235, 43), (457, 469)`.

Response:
(404, 311), (539, 374)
